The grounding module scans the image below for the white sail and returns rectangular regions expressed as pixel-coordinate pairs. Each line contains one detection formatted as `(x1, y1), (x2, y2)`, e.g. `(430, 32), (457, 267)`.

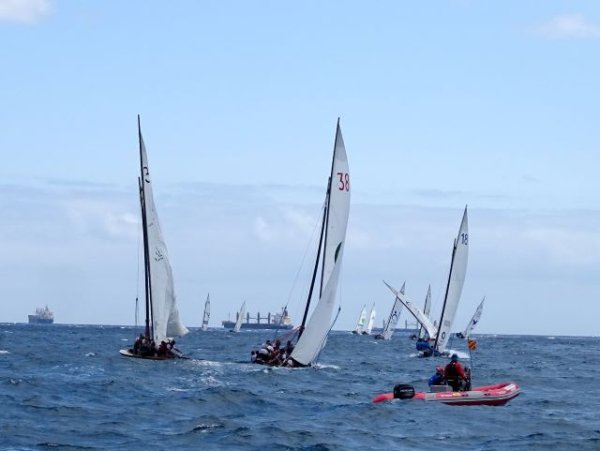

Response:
(233, 301), (245, 333)
(353, 305), (367, 334)
(291, 120), (351, 366)
(460, 297), (484, 338)
(417, 284), (432, 340)
(364, 303), (376, 335)
(139, 129), (189, 345)
(383, 280), (438, 339)
(435, 206), (469, 352)
(380, 281), (405, 340)
(201, 293), (210, 331)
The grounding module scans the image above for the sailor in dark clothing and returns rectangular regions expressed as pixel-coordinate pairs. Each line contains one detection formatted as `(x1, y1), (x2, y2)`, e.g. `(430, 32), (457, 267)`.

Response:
(133, 334), (144, 354)
(444, 354), (469, 392)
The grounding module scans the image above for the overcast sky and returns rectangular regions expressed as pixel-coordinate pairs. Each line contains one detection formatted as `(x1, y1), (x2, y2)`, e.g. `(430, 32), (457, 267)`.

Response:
(1, 1), (599, 336)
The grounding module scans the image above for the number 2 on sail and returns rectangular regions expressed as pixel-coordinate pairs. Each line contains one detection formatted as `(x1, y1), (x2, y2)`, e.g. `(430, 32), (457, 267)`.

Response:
(337, 172), (350, 191)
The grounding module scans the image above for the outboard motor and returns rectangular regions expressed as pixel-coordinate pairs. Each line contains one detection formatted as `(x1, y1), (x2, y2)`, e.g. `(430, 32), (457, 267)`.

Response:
(393, 384), (415, 399)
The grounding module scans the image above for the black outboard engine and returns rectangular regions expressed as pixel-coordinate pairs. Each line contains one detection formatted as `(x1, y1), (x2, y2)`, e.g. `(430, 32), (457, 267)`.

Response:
(393, 384), (415, 399)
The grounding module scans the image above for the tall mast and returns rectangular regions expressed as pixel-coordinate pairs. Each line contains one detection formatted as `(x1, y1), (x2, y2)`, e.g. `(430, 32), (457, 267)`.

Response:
(138, 115), (154, 341)
(433, 239), (458, 351)
(319, 117), (341, 297)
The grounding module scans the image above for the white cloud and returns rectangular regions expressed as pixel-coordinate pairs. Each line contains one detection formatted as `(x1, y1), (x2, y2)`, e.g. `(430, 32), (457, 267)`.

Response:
(535, 13), (600, 39)
(0, 0), (50, 24)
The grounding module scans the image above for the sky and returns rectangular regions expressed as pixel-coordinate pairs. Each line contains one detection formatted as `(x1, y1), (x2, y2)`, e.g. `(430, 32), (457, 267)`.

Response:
(1, 0), (599, 336)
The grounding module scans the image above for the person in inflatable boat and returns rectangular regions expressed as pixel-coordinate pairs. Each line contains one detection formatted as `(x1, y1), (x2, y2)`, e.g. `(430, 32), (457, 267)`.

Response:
(428, 366), (446, 386)
(444, 354), (470, 391)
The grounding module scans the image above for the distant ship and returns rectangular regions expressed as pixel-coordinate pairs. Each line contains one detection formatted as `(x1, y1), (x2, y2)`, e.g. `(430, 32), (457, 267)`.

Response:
(222, 308), (293, 330)
(28, 305), (54, 324)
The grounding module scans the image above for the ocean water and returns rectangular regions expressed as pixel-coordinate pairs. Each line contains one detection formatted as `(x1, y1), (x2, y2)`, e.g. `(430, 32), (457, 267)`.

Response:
(1, 324), (599, 450)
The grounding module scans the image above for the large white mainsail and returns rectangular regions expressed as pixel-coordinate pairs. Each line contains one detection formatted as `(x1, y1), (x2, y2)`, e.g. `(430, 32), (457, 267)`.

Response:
(353, 305), (367, 334)
(233, 301), (245, 333)
(434, 206), (469, 353)
(138, 119), (189, 345)
(364, 303), (376, 335)
(379, 282), (405, 340)
(290, 120), (351, 366)
(459, 297), (484, 339)
(201, 293), (210, 331)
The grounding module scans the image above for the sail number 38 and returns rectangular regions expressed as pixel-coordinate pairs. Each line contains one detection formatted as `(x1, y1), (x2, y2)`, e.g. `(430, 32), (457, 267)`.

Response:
(337, 172), (350, 191)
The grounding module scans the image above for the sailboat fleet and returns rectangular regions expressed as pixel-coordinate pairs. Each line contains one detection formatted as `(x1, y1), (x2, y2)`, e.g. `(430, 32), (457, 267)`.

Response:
(115, 115), (515, 405)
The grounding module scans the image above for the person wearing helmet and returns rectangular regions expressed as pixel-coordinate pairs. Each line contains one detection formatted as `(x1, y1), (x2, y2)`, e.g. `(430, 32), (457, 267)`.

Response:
(428, 366), (446, 387)
(444, 354), (469, 391)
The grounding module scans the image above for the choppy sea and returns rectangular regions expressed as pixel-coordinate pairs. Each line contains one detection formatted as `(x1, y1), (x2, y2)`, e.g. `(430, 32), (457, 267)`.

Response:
(1, 324), (599, 450)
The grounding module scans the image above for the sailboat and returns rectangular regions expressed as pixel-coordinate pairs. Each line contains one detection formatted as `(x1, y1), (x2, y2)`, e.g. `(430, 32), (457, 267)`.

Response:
(120, 116), (189, 360)
(231, 301), (246, 333)
(413, 284), (432, 340)
(362, 303), (376, 335)
(384, 206), (469, 357)
(201, 293), (210, 331)
(252, 119), (351, 367)
(456, 297), (484, 339)
(375, 282), (405, 340)
(352, 305), (367, 335)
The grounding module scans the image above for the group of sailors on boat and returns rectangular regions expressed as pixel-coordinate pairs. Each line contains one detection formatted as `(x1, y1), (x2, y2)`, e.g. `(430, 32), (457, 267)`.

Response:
(428, 353), (471, 392)
(251, 338), (295, 366)
(130, 334), (180, 359)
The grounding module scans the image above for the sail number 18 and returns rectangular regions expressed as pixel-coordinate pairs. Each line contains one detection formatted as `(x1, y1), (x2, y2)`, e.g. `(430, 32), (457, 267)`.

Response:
(337, 172), (350, 191)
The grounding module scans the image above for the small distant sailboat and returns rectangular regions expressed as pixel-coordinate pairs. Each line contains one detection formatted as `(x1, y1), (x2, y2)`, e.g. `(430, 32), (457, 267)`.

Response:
(456, 297), (484, 339)
(352, 305), (367, 335)
(252, 119), (351, 367)
(384, 206), (469, 357)
(201, 293), (210, 331)
(375, 282), (405, 340)
(231, 301), (246, 333)
(120, 116), (189, 360)
(362, 303), (376, 335)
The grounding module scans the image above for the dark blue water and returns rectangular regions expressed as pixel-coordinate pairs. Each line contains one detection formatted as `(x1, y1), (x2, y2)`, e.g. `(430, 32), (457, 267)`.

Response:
(1, 324), (599, 450)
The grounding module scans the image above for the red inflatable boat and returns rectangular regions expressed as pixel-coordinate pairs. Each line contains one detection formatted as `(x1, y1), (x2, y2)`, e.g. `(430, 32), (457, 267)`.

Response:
(372, 382), (520, 406)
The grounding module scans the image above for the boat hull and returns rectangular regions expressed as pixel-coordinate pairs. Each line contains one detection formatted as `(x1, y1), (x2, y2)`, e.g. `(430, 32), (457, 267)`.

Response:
(119, 349), (186, 360)
(28, 316), (53, 324)
(373, 382), (520, 406)
(221, 321), (293, 330)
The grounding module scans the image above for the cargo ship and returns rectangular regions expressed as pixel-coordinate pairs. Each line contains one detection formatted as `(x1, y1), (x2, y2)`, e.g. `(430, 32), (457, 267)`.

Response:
(222, 308), (293, 330)
(28, 305), (54, 324)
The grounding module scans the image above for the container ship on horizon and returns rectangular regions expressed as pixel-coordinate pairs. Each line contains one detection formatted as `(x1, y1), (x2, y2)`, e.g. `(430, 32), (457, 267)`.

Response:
(28, 305), (54, 324)
(222, 309), (293, 330)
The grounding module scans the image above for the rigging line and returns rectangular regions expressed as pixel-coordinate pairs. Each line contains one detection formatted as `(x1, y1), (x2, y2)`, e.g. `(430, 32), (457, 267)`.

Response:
(284, 200), (325, 316)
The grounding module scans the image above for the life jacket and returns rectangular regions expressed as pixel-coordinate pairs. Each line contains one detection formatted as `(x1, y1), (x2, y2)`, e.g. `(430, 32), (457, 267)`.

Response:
(445, 362), (461, 380)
